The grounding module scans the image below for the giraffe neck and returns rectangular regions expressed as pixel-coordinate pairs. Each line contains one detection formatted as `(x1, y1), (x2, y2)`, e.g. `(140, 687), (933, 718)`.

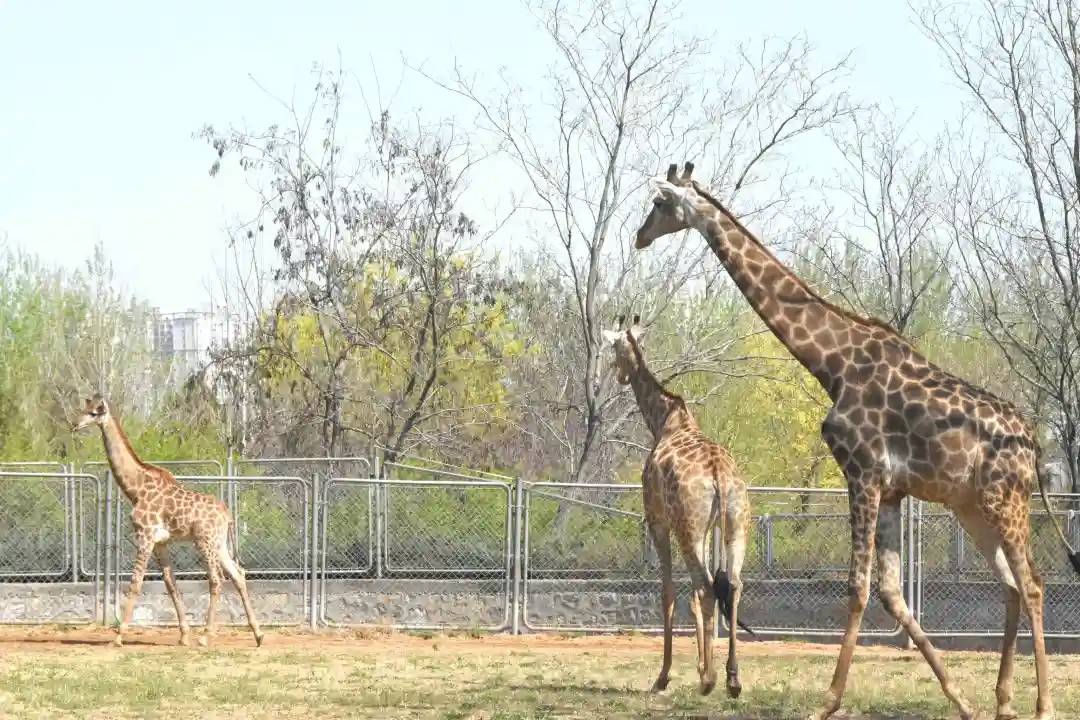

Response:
(99, 415), (150, 503)
(626, 345), (696, 441)
(689, 192), (886, 395)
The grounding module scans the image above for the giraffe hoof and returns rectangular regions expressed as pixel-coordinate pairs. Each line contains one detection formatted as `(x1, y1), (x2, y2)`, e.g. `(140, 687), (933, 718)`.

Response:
(111, 635), (123, 648)
(699, 675), (717, 696)
(179, 634), (192, 647)
(254, 633), (265, 648)
(197, 635), (209, 648)
(650, 677), (670, 693)
(726, 677), (742, 699)
(994, 710), (1017, 720)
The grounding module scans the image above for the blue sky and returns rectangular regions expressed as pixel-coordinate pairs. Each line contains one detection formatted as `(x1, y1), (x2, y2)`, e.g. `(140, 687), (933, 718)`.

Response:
(0, 1), (964, 310)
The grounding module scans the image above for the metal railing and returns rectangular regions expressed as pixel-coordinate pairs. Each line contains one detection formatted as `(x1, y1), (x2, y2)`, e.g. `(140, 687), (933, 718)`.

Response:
(0, 457), (1077, 639)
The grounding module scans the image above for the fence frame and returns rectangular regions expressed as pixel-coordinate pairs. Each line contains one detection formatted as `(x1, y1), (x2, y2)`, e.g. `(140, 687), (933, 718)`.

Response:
(0, 470), (103, 624)
(1, 457), (1078, 639)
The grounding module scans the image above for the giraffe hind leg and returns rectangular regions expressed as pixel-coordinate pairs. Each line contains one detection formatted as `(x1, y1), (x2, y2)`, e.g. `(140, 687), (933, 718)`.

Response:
(956, 506), (1020, 720)
(196, 537), (222, 647)
(650, 526), (674, 693)
(676, 531), (717, 696)
(217, 538), (264, 646)
(154, 544), (192, 647)
(878, 500), (973, 719)
(720, 523), (748, 699)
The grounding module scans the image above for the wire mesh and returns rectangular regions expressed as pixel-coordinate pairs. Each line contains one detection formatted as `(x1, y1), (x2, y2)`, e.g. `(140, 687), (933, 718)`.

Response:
(0, 471), (72, 578)
(226, 477), (311, 575)
(522, 482), (677, 631)
(0, 472), (101, 624)
(918, 494), (1080, 637)
(743, 488), (903, 636)
(321, 480), (374, 575)
(320, 478), (511, 630)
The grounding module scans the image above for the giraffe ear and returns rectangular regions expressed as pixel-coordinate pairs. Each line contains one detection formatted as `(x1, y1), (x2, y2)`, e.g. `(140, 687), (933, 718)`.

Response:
(628, 324), (645, 343)
(649, 177), (684, 203)
(601, 330), (622, 345)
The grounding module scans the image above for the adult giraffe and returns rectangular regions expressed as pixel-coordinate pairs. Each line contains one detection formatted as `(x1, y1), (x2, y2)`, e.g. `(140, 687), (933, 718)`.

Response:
(634, 162), (1080, 720)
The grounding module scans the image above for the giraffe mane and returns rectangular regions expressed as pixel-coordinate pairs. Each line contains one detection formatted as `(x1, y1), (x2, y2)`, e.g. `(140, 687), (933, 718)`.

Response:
(689, 181), (913, 342)
(108, 407), (150, 470)
(625, 329), (687, 408)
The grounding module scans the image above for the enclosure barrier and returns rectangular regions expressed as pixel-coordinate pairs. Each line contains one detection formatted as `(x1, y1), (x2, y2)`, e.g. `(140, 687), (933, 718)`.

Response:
(0, 458), (1077, 638)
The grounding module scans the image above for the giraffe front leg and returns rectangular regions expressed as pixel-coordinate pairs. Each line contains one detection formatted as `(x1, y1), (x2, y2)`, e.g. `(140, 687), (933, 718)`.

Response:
(115, 535), (153, 647)
(810, 480), (880, 720)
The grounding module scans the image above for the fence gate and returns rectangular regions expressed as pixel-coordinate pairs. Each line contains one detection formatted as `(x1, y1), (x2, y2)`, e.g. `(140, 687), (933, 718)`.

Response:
(320, 476), (512, 630)
(917, 494), (1080, 638)
(0, 469), (102, 624)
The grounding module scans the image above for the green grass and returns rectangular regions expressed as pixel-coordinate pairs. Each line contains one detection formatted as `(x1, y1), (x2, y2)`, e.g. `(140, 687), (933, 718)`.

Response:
(0, 629), (1078, 718)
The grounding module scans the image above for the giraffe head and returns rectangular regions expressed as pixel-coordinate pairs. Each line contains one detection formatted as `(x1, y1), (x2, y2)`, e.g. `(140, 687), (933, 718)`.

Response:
(602, 315), (646, 385)
(72, 394), (110, 432)
(635, 162), (706, 249)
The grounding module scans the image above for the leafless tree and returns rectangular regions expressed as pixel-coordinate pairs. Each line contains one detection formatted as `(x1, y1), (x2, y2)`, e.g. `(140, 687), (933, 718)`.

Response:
(801, 107), (953, 338)
(423, 0), (853, 484)
(201, 66), (516, 464)
(919, 0), (1080, 490)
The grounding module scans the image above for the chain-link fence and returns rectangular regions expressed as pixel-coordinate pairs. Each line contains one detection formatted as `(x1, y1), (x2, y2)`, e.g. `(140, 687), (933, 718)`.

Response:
(918, 493), (1080, 637)
(319, 476), (512, 630)
(743, 487), (907, 637)
(521, 482), (678, 631)
(519, 484), (909, 636)
(0, 457), (1078, 638)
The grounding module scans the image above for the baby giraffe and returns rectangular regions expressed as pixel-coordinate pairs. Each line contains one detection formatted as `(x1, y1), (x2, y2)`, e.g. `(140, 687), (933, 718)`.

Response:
(604, 316), (752, 698)
(73, 395), (263, 647)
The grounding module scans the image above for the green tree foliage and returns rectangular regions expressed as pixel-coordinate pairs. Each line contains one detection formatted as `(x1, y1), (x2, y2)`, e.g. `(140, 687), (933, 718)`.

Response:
(0, 243), (225, 463)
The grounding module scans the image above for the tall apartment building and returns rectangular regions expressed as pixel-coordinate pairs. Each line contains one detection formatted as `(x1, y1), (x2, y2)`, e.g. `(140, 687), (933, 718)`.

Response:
(149, 308), (242, 381)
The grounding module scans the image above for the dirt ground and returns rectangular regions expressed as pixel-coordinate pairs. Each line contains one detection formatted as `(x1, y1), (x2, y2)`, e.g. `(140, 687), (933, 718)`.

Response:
(0, 626), (1078, 719)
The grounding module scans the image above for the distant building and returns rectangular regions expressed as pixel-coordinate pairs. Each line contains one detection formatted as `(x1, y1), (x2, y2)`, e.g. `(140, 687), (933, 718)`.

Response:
(148, 308), (242, 382)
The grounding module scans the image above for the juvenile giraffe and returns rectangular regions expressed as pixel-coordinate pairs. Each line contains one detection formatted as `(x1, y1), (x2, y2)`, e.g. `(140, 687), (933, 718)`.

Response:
(73, 395), (263, 647)
(634, 163), (1080, 720)
(604, 316), (752, 698)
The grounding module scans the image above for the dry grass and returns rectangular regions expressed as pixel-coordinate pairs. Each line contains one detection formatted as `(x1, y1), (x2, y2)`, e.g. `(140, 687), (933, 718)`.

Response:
(0, 627), (1078, 718)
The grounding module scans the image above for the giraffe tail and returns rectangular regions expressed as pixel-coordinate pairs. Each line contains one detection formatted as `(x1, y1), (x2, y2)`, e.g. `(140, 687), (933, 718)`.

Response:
(713, 569), (755, 636)
(1035, 459), (1080, 576)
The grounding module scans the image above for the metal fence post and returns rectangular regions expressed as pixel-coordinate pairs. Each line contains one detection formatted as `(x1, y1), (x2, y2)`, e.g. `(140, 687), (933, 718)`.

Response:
(511, 478), (525, 635)
(904, 497), (916, 649)
(764, 515), (774, 569)
(310, 472), (320, 630)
